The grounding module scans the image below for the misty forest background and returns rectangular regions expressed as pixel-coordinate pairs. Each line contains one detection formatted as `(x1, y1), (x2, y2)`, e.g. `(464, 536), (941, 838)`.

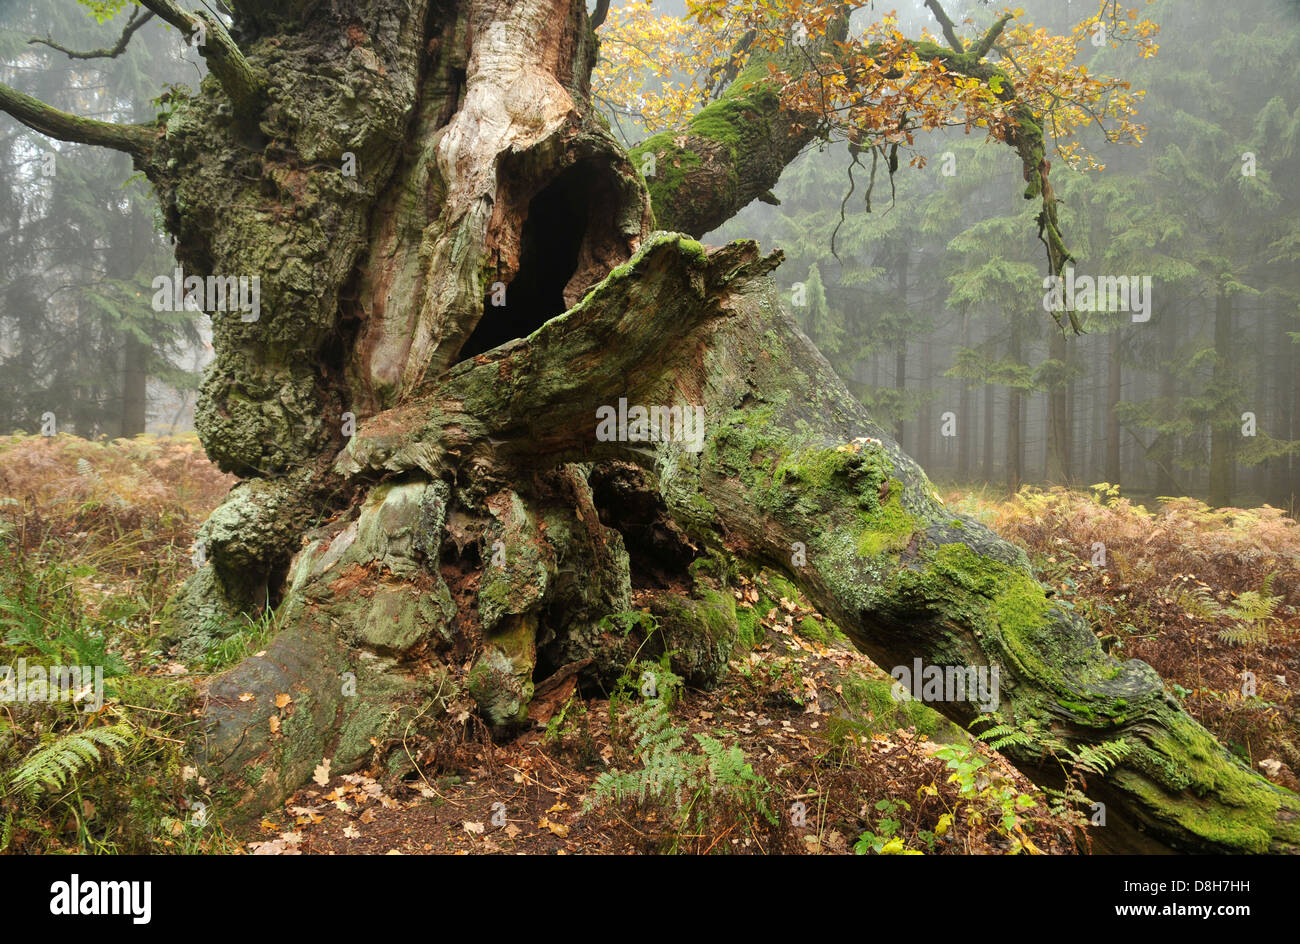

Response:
(3, 0), (1299, 510)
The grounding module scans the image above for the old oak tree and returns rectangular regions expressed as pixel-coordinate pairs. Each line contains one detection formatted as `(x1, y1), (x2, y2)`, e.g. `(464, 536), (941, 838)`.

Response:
(3, 0), (1294, 852)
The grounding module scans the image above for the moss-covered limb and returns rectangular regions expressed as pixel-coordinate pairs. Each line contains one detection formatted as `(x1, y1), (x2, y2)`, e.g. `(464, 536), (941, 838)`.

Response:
(0, 81), (156, 158)
(633, 9), (1070, 286)
(188, 11), (265, 121)
(629, 16), (851, 237)
(137, 0), (264, 120)
(968, 11), (1015, 59)
(629, 70), (806, 237)
(923, 0), (965, 53)
(643, 261), (1298, 853)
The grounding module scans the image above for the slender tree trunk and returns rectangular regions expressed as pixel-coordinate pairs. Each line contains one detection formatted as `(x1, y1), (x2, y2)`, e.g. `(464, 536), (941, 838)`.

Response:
(1045, 328), (1069, 484)
(893, 249), (909, 446)
(917, 330), (934, 470)
(894, 343), (907, 444)
(983, 382), (995, 482)
(118, 184), (152, 438)
(1007, 320), (1023, 494)
(1268, 308), (1289, 507)
(1291, 337), (1300, 514)
(1153, 304), (1178, 495)
(120, 338), (148, 437)
(1105, 326), (1122, 485)
(1065, 370), (1076, 482)
(1092, 347), (1106, 481)
(1209, 288), (1233, 506)
(958, 310), (972, 481)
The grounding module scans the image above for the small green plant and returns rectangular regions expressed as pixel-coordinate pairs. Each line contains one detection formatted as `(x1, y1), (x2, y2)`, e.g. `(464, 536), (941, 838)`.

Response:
(966, 714), (1127, 852)
(1219, 578), (1282, 647)
(542, 693), (599, 768)
(1174, 583), (1220, 621)
(930, 741), (1044, 853)
(966, 720), (1034, 753)
(1088, 482), (1124, 508)
(1170, 575), (1282, 648)
(1062, 738), (1132, 777)
(202, 606), (279, 672)
(853, 798), (924, 855)
(0, 545), (128, 675)
(587, 658), (775, 852)
(7, 723), (134, 797)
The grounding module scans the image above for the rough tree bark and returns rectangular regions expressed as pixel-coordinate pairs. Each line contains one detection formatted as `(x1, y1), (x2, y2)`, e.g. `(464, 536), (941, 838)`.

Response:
(4, 0), (1296, 853)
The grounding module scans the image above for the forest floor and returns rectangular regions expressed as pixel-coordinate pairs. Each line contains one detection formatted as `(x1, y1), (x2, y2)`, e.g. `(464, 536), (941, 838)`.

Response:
(1, 434), (1297, 854)
(246, 574), (1079, 856)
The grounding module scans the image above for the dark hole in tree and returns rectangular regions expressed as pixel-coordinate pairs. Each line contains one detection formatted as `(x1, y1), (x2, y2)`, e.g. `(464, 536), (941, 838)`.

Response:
(458, 162), (600, 359)
(533, 463), (700, 694)
(588, 462), (698, 590)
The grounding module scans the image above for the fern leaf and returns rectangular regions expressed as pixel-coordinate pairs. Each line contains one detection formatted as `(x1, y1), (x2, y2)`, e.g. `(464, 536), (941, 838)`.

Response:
(8, 724), (133, 796)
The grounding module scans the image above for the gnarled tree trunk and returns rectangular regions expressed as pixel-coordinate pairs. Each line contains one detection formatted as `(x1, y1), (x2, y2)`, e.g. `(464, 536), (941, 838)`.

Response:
(5, 0), (1296, 853)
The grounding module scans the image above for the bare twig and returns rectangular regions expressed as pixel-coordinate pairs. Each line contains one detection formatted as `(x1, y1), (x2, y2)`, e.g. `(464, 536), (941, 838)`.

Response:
(923, 0), (964, 53)
(30, 8), (156, 60)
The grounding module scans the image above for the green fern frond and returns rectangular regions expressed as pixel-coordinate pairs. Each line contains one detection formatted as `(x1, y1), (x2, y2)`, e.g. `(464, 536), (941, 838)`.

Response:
(973, 723), (1035, 752)
(1218, 622), (1270, 647)
(7, 723), (134, 796)
(585, 666), (774, 839)
(1064, 738), (1131, 776)
(1225, 588), (1282, 624)
(1174, 585), (1222, 621)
